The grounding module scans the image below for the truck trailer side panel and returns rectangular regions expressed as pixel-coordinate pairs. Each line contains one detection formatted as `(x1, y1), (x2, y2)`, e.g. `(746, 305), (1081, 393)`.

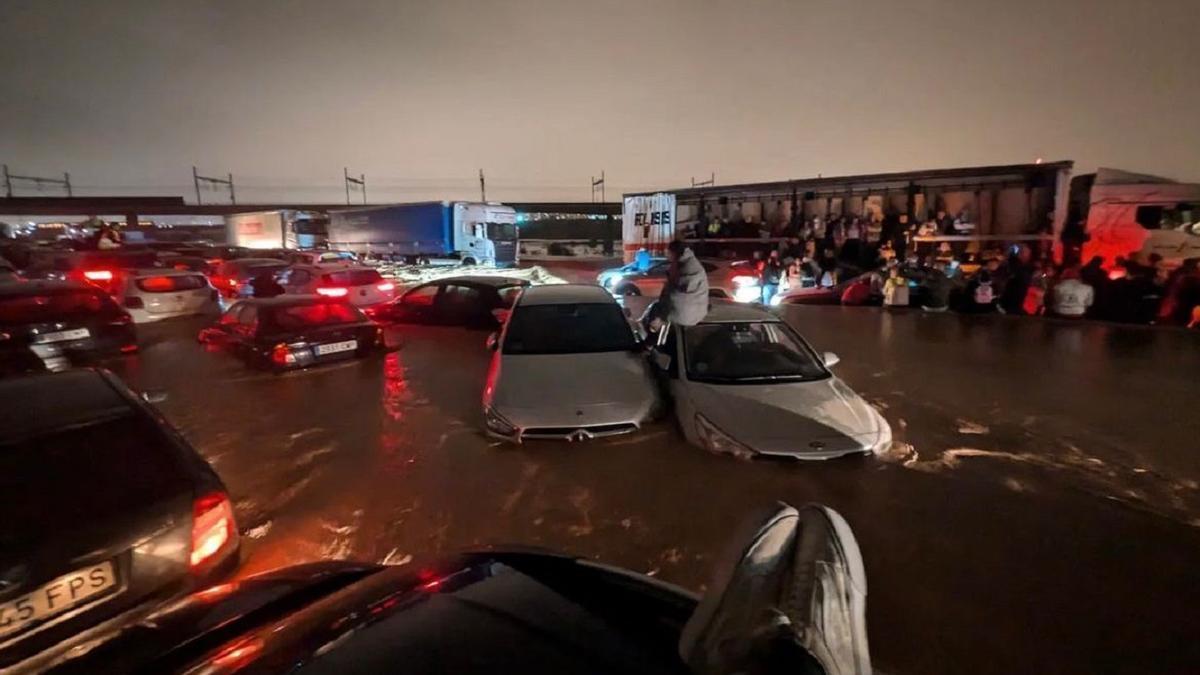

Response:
(327, 203), (453, 257)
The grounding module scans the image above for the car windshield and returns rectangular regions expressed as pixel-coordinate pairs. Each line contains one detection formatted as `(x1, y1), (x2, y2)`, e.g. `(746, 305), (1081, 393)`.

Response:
(266, 302), (364, 330)
(486, 222), (517, 240)
(0, 289), (118, 324)
(503, 302), (635, 355)
(683, 321), (828, 383)
(323, 269), (383, 286)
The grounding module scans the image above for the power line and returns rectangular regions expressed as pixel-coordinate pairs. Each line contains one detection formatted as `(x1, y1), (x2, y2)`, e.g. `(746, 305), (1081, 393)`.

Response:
(192, 166), (235, 205)
(3, 164), (72, 197)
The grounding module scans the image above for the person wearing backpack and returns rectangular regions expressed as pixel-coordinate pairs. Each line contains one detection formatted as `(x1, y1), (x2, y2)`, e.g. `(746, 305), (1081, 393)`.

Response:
(970, 270), (997, 313)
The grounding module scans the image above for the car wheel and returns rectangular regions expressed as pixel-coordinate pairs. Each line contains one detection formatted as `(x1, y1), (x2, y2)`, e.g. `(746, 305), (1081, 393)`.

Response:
(615, 283), (641, 297)
(462, 257), (477, 266)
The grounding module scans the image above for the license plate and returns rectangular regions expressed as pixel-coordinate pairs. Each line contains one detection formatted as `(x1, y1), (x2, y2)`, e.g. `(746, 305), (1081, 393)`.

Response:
(36, 328), (90, 343)
(315, 340), (357, 356)
(0, 560), (118, 641)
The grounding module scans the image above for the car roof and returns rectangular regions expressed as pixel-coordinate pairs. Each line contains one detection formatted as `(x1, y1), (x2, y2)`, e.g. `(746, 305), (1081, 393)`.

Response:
(516, 283), (614, 306)
(697, 301), (782, 323)
(0, 370), (132, 444)
(0, 279), (95, 296)
(127, 267), (206, 277)
(417, 276), (530, 288)
(236, 295), (350, 308)
(231, 258), (289, 266)
(307, 262), (375, 272)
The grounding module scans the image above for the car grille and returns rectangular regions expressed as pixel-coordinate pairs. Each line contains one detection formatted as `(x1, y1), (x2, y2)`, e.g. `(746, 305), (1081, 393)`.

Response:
(520, 422), (639, 441)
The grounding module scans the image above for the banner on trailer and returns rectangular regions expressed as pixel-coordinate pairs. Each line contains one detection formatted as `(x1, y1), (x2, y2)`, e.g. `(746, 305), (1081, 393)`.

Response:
(621, 193), (676, 262)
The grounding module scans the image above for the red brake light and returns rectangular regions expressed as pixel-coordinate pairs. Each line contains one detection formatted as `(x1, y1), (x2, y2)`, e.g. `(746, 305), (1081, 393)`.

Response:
(316, 286), (349, 298)
(191, 492), (236, 570)
(83, 269), (114, 282)
(271, 342), (296, 366)
(377, 282), (395, 293)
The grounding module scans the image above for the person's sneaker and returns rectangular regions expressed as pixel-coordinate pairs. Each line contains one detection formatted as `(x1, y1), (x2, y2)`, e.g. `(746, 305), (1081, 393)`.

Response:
(679, 502), (871, 675)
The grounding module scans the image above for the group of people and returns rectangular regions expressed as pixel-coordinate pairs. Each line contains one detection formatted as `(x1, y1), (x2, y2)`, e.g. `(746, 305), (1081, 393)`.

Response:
(741, 222), (1200, 327)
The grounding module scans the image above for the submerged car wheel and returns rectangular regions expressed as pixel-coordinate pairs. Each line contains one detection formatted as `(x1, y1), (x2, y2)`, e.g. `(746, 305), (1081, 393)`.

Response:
(462, 257), (477, 266)
(615, 283), (641, 297)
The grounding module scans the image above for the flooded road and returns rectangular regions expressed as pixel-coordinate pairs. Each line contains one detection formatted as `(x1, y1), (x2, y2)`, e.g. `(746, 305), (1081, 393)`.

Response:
(109, 284), (1200, 675)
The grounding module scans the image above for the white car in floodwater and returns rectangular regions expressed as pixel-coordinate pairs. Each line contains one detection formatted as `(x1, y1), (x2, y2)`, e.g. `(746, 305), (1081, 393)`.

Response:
(653, 302), (891, 459)
(482, 284), (661, 442)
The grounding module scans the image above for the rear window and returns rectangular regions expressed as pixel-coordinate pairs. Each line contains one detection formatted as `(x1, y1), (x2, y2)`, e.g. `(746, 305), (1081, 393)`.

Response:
(135, 275), (207, 293)
(237, 261), (287, 278)
(322, 269), (383, 286)
(0, 290), (119, 325)
(2, 414), (189, 528)
(267, 303), (365, 330)
(503, 302), (635, 355)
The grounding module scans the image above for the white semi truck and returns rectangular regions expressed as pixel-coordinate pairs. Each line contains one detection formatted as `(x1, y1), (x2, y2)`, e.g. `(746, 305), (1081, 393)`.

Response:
(226, 210), (329, 250)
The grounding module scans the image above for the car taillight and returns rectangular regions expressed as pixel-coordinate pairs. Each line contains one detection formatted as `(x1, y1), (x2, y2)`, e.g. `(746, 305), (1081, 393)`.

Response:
(83, 269), (114, 282)
(124, 296), (145, 309)
(316, 286), (349, 297)
(732, 275), (758, 286)
(191, 492), (236, 570)
(271, 342), (296, 366)
(377, 282), (395, 293)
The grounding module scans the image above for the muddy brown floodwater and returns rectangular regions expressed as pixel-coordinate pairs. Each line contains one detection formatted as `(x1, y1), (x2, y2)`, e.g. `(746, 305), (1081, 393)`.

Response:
(109, 267), (1200, 675)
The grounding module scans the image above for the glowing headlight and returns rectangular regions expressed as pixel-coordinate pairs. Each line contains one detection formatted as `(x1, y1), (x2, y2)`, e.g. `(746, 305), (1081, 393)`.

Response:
(733, 286), (761, 303)
(695, 413), (756, 459)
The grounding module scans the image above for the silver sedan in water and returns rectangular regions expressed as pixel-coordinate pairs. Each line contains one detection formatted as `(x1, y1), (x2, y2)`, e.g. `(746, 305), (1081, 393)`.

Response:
(482, 284), (661, 442)
(653, 302), (891, 459)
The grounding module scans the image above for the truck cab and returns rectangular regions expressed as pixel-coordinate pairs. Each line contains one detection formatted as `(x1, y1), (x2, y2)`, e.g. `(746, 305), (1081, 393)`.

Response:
(1074, 169), (1200, 268)
(456, 203), (518, 267)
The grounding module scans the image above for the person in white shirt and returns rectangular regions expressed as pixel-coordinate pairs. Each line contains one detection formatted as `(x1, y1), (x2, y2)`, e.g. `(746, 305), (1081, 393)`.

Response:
(1051, 267), (1094, 318)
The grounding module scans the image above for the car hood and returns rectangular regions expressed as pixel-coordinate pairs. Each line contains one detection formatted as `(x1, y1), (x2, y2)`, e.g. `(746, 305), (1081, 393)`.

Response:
(493, 351), (657, 425)
(685, 377), (882, 456)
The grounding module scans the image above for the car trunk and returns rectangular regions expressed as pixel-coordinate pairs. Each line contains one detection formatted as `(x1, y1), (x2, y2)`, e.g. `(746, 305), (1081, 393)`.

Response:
(262, 323), (375, 365)
(0, 414), (194, 661)
(133, 275), (213, 316)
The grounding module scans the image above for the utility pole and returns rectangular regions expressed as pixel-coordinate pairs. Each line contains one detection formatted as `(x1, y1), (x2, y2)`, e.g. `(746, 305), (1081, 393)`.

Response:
(3, 164), (73, 197)
(591, 171), (606, 202)
(691, 172), (715, 188)
(344, 167), (366, 205)
(192, 166), (236, 205)
(479, 169), (486, 202)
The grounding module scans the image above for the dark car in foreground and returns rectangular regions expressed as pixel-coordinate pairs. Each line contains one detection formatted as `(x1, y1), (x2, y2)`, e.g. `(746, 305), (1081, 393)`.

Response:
(198, 296), (391, 371)
(0, 369), (240, 673)
(47, 503), (870, 675)
(0, 281), (137, 375)
(368, 276), (530, 328)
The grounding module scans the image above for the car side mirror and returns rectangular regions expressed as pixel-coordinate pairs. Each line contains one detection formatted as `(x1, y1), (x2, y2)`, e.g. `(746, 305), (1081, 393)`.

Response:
(823, 351), (840, 368)
(491, 308), (510, 325)
(652, 351), (672, 371)
(486, 332), (500, 352)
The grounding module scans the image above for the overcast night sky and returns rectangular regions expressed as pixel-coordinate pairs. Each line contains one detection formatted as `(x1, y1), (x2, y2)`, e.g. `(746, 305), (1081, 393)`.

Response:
(1, 0), (1198, 204)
